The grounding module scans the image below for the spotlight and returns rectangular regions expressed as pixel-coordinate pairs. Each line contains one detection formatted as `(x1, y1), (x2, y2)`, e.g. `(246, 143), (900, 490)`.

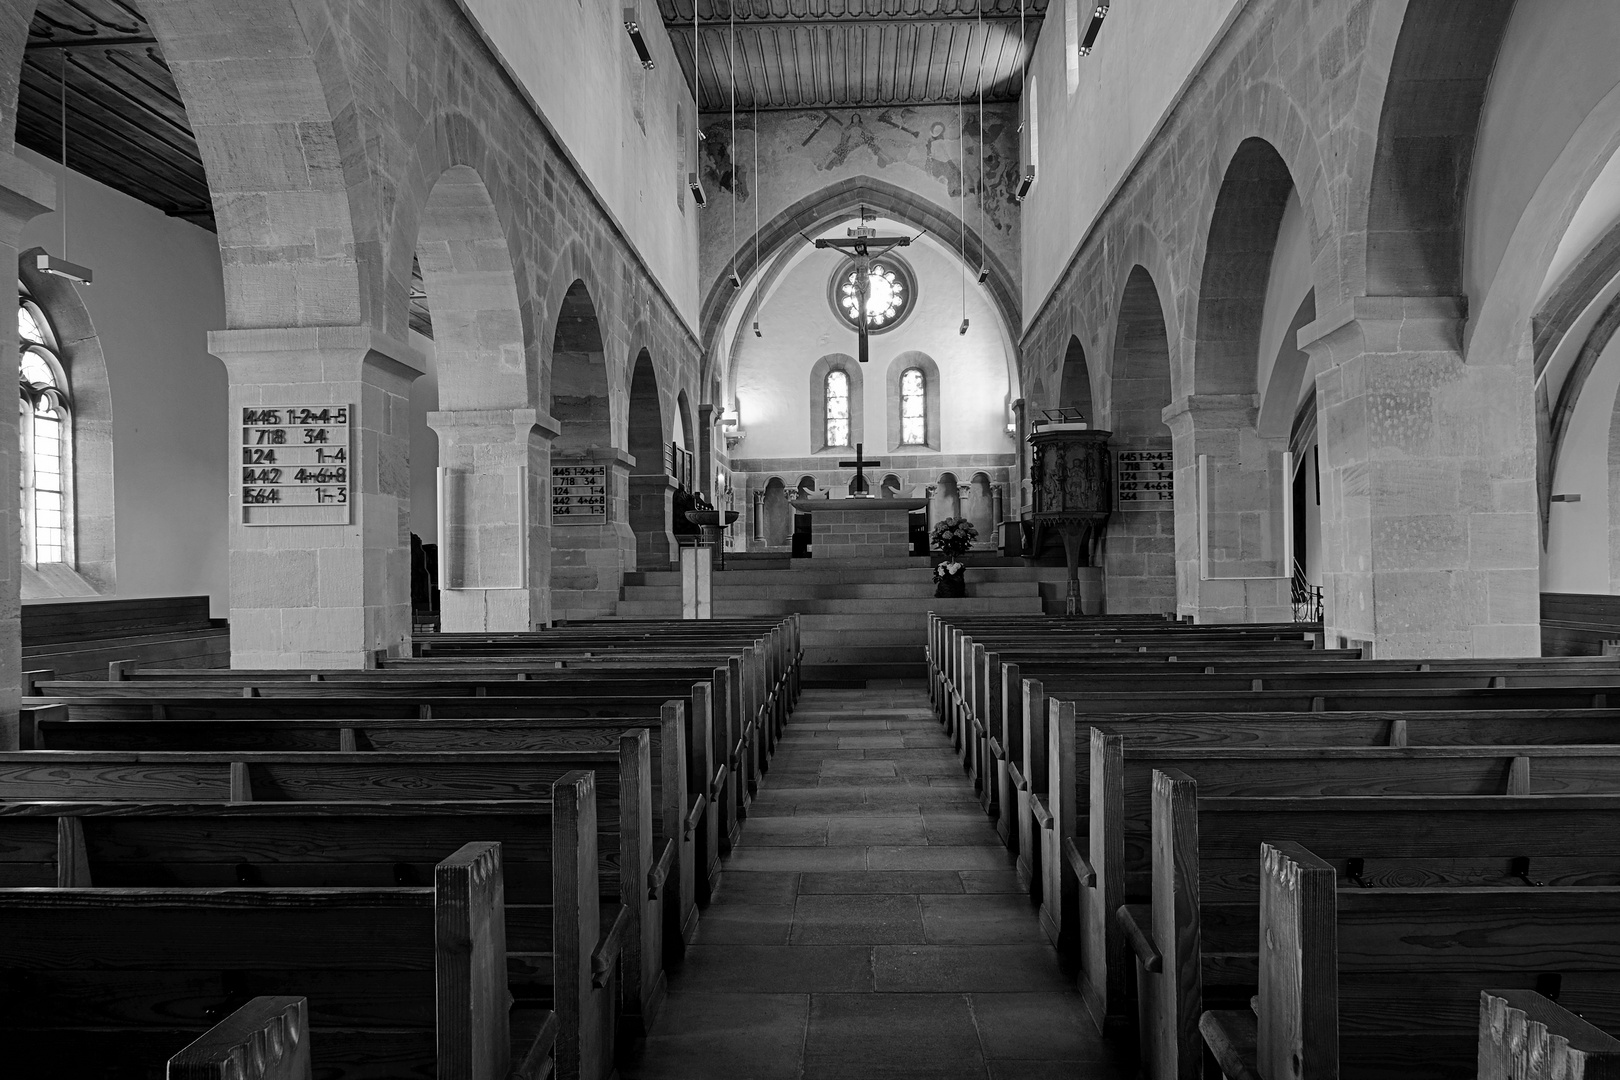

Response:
(623, 7), (655, 68)
(729, 272), (743, 290)
(959, 318), (970, 335)
(1015, 172), (1035, 200)
(753, 321), (762, 337)
(977, 266), (989, 284)
(688, 173), (707, 207)
(35, 252), (91, 285)
(1079, 3), (1109, 55)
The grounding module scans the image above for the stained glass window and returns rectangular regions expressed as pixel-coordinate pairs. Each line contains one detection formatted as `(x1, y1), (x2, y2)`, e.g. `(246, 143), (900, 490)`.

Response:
(826, 369), (850, 448)
(18, 294), (70, 566)
(901, 368), (926, 445)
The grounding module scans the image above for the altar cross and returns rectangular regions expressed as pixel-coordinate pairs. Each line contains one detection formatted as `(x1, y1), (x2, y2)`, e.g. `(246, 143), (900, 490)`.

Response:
(839, 443), (881, 496)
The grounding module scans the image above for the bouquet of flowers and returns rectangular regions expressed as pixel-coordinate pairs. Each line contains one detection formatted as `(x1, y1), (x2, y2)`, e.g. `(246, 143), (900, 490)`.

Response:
(929, 517), (978, 559)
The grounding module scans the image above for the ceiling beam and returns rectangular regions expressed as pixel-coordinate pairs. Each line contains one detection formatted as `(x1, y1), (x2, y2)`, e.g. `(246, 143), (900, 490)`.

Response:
(25, 37), (159, 51)
(664, 16), (1042, 30)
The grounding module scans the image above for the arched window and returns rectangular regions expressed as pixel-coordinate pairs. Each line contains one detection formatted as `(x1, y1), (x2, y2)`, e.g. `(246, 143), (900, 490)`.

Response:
(826, 369), (851, 447)
(900, 367), (926, 445)
(18, 291), (72, 566)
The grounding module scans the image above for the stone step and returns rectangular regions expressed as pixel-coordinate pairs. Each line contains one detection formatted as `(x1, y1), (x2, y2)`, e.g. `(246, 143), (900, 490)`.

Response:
(626, 565), (1070, 586)
(613, 597), (1043, 619)
(618, 581), (1051, 601)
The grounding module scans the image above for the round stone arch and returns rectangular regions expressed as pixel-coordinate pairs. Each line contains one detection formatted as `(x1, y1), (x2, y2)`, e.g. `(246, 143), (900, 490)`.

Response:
(627, 347), (675, 570)
(138, 0), (369, 329)
(1056, 336), (1096, 422)
(542, 240), (617, 424)
(1345, 0), (1519, 304)
(19, 251), (115, 593)
(1102, 222), (1184, 409)
(1178, 81), (1339, 397)
(386, 111), (543, 405)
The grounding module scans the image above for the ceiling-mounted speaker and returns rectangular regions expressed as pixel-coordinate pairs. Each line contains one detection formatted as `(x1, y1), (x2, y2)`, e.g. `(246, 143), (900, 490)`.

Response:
(623, 6), (655, 68)
(35, 252), (91, 285)
(688, 173), (708, 207)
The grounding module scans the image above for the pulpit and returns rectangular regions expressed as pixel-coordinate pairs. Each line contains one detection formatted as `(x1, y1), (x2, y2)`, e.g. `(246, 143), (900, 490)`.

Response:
(1029, 426), (1112, 614)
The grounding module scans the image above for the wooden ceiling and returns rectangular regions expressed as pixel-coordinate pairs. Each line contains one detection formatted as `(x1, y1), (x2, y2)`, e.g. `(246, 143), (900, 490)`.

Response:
(20, 0), (213, 229)
(657, 0), (1048, 112)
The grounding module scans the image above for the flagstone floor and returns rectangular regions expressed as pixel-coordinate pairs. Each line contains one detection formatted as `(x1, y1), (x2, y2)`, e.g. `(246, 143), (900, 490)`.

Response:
(621, 684), (1132, 1080)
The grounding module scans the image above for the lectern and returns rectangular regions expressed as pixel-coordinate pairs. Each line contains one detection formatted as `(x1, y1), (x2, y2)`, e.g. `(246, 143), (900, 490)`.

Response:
(1029, 424), (1112, 615)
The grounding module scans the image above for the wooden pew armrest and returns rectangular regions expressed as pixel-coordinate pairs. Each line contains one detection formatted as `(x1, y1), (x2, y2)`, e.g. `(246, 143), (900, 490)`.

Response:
(649, 838), (676, 900)
(1007, 762), (1029, 793)
(1031, 796), (1054, 831)
(987, 736), (1004, 762)
(1199, 1009), (1259, 1080)
(1115, 904), (1162, 973)
(711, 763), (729, 800)
(591, 904), (631, 989)
(511, 1007), (560, 1080)
(684, 794), (708, 839)
(1064, 837), (1096, 888)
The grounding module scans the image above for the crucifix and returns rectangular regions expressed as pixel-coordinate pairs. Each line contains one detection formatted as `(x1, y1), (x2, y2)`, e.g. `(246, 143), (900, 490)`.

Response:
(814, 210), (914, 365)
(839, 443), (881, 496)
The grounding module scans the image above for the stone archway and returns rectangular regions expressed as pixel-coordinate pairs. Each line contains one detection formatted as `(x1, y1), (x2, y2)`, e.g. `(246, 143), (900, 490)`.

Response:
(1171, 139), (1298, 622)
(549, 280), (625, 619)
(1102, 266), (1177, 615)
(415, 165), (543, 632)
(627, 349), (674, 570)
(1057, 336), (1094, 421)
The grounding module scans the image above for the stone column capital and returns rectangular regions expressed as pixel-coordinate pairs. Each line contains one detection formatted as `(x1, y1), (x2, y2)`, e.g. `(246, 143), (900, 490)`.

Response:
(560, 446), (637, 471)
(1297, 295), (1467, 365)
(1161, 393), (1259, 432)
(628, 472), (677, 489)
(210, 325), (427, 385)
(0, 152), (55, 242)
(427, 407), (561, 446)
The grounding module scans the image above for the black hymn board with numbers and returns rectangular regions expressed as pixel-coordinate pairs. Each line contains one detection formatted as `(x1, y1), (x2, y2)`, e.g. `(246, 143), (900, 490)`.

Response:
(240, 405), (352, 526)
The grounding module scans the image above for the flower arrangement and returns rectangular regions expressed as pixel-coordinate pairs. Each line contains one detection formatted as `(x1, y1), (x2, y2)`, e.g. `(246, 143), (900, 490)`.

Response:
(930, 517), (979, 559)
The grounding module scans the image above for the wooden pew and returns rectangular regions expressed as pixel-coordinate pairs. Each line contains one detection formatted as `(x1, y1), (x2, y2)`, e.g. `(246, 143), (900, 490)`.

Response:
(1475, 990), (1620, 1080)
(1073, 739), (1620, 1036)
(167, 996), (314, 1080)
(1207, 840), (1620, 1080)
(0, 791), (652, 1058)
(1140, 782), (1620, 1080)
(23, 694), (716, 934)
(0, 742), (675, 1022)
(0, 836), (586, 1080)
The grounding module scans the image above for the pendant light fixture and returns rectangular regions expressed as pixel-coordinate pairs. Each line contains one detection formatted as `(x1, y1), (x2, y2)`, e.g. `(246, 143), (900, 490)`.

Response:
(1015, 0), (1035, 201)
(727, 1), (739, 290)
(976, 0), (989, 285)
(958, 89), (968, 336)
(38, 49), (91, 284)
(687, 3), (707, 207)
(752, 87), (762, 338)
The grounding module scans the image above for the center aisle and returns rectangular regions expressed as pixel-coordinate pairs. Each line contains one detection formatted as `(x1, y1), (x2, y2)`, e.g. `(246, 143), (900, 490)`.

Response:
(623, 685), (1131, 1080)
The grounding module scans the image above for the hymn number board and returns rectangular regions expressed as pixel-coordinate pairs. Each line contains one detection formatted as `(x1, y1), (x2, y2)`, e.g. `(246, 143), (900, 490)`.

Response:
(1116, 449), (1174, 510)
(552, 463), (608, 525)
(241, 405), (352, 526)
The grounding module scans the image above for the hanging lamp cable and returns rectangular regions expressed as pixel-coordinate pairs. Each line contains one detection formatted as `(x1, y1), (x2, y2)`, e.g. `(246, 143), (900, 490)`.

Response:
(59, 50), (68, 260)
(729, 0), (736, 280)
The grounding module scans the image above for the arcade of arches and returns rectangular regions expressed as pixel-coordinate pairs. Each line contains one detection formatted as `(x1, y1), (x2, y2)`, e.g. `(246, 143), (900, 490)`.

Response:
(5, 0), (1620, 701)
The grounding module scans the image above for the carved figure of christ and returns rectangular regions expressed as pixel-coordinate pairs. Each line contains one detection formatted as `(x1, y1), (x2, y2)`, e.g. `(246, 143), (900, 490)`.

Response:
(814, 231), (912, 365)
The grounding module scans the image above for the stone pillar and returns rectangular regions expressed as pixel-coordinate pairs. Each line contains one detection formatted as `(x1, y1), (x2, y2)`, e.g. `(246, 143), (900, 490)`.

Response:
(628, 472), (676, 570)
(1163, 394), (1293, 624)
(0, 154), (56, 746)
(550, 448), (635, 621)
(1302, 298), (1539, 657)
(212, 326), (424, 668)
(698, 403), (719, 499)
(428, 407), (558, 632)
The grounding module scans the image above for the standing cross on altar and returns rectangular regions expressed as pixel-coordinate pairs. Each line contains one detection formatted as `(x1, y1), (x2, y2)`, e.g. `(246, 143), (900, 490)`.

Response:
(839, 443), (881, 496)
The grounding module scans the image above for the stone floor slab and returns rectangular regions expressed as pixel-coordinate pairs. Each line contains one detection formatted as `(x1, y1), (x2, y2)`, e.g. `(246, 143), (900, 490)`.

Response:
(798, 870), (965, 895)
(791, 893), (927, 944)
(802, 993), (988, 1080)
(621, 992), (808, 1080)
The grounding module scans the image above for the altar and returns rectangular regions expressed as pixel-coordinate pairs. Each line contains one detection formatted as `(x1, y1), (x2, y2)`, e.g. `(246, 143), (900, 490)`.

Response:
(789, 497), (927, 560)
